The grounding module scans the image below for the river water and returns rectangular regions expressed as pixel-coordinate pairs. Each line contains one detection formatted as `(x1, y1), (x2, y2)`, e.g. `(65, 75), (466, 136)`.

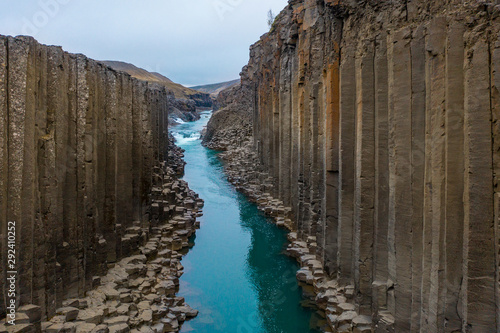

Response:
(172, 111), (319, 333)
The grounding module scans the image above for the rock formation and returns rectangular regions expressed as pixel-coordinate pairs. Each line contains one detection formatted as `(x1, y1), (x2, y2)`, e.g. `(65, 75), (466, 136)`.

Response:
(0, 35), (202, 331)
(204, 0), (500, 331)
(202, 82), (252, 150)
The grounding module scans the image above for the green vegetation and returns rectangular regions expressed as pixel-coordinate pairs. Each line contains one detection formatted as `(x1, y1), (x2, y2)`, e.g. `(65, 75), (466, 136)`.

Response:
(267, 9), (276, 30)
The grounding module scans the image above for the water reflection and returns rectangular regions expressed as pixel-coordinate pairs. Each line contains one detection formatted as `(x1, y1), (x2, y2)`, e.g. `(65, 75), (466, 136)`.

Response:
(239, 197), (321, 333)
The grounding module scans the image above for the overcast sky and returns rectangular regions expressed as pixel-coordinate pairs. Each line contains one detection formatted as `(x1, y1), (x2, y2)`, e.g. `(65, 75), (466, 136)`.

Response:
(0, 0), (288, 86)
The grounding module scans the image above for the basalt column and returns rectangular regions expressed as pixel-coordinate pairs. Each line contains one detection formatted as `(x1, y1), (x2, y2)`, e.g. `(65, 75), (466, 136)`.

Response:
(0, 35), (171, 319)
(234, 0), (500, 330)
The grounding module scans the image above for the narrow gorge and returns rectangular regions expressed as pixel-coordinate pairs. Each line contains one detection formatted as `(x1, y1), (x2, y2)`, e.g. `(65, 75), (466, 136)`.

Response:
(2, 0), (500, 332)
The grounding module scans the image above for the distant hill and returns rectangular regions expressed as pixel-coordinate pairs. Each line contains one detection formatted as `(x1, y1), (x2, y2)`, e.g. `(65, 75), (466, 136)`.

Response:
(191, 79), (240, 97)
(101, 61), (210, 105)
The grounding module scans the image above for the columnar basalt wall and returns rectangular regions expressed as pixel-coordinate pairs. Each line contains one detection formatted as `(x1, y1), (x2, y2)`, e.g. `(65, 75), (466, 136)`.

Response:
(208, 0), (500, 330)
(0, 35), (171, 319)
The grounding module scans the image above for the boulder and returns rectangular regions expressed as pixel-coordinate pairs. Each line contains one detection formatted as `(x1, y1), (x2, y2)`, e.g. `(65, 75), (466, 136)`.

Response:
(56, 307), (80, 322)
(17, 305), (42, 324)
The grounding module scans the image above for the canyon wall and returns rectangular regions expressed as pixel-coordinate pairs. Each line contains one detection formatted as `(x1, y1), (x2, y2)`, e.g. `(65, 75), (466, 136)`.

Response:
(207, 0), (500, 331)
(202, 79), (253, 150)
(0, 35), (171, 319)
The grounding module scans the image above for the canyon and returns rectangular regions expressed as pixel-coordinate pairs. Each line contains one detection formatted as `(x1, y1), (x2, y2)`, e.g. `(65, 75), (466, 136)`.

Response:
(2, 0), (500, 332)
(203, 0), (500, 331)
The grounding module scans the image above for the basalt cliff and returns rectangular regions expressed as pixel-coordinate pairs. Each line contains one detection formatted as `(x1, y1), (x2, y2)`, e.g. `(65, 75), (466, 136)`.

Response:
(204, 0), (500, 331)
(0, 35), (203, 332)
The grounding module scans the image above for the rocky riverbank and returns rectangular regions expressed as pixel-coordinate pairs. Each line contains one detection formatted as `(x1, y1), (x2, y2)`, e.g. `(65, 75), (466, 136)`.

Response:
(199, 55), (366, 332)
(214, 140), (372, 333)
(199, 71), (359, 332)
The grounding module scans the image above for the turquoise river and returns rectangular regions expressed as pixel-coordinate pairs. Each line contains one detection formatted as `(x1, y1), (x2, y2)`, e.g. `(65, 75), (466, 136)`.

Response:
(171, 111), (320, 333)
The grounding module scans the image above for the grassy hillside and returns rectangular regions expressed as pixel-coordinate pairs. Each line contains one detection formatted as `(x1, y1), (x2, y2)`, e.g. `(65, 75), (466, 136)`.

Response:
(191, 79), (240, 96)
(101, 61), (206, 100)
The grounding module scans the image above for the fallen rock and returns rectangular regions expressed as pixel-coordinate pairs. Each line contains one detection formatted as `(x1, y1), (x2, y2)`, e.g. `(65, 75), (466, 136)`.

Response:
(77, 309), (104, 325)
(170, 306), (198, 319)
(75, 323), (97, 333)
(107, 324), (129, 333)
(17, 305), (42, 324)
(104, 316), (129, 327)
(90, 325), (109, 333)
(56, 307), (80, 322)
